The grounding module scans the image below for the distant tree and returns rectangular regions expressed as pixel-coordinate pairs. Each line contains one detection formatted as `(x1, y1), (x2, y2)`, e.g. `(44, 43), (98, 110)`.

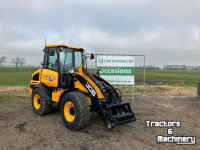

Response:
(146, 65), (161, 70)
(11, 57), (20, 68)
(136, 65), (146, 70)
(0, 56), (6, 66)
(19, 58), (26, 67)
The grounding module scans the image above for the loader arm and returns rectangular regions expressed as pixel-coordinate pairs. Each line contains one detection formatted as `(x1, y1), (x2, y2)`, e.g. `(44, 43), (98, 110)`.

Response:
(75, 66), (136, 129)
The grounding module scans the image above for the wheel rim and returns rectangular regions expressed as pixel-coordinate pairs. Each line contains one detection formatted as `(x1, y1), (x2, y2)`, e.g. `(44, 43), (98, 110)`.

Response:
(34, 94), (41, 110)
(64, 101), (75, 122)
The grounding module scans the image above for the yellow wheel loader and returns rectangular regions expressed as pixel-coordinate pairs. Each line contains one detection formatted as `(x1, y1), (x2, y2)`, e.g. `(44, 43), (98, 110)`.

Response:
(29, 44), (136, 130)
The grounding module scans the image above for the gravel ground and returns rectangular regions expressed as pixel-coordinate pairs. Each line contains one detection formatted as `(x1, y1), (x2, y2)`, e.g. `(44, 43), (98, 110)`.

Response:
(0, 92), (200, 150)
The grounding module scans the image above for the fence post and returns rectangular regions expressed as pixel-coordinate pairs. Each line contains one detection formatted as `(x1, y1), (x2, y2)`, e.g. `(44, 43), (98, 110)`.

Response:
(95, 54), (97, 73)
(144, 55), (146, 86)
(132, 86), (135, 106)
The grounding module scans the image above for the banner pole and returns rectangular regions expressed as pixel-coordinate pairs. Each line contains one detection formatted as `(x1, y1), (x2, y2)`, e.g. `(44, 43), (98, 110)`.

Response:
(132, 56), (135, 106)
(144, 55), (146, 86)
(132, 85), (134, 106)
(95, 54), (97, 73)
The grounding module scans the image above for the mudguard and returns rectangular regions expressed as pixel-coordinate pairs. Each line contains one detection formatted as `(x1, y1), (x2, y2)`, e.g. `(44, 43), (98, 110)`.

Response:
(33, 83), (53, 104)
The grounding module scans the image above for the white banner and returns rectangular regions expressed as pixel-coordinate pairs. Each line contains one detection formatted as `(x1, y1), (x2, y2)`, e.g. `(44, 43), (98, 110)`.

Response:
(96, 55), (135, 85)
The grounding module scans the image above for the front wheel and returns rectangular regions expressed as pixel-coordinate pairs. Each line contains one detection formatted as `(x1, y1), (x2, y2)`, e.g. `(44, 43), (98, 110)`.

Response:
(31, 88), (52, 115)
(61, 91), (90, 130)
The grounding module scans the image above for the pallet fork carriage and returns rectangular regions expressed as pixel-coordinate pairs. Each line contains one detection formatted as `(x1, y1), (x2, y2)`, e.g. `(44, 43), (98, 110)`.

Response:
(29, 44), (136, 130)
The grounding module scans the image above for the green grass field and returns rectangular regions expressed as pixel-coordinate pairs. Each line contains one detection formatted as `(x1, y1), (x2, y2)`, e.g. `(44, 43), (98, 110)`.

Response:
(136, 70), (200, 87)
(0, 68), (37, 86)
(0, 67), (200, 87)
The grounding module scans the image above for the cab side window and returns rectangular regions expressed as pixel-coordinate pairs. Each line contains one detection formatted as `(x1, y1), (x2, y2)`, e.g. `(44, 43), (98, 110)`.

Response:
(65, 52), (73, 66)
(75, 51), (82, 69)
(59, 50), (73, 73)
(47, 48), (58, 72)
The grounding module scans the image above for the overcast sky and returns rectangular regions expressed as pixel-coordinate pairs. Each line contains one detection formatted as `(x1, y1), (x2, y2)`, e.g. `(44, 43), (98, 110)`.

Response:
(0, 0), (200, 67)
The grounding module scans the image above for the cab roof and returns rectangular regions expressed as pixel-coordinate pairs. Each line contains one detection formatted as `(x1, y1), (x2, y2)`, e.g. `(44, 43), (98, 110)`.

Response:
(45, 44), (83, 50)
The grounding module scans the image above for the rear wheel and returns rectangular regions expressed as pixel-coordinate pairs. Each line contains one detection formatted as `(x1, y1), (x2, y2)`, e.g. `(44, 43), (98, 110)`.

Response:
(31, 88), (52, 115)
(61, 91), (90, 130)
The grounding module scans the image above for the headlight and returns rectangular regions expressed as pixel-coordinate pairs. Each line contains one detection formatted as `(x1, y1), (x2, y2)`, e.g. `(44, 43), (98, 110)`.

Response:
(68, 70), (75, 73)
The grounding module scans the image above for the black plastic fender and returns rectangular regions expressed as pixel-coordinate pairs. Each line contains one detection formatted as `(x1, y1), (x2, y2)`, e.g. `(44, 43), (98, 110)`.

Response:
(33, 83), (53, 104)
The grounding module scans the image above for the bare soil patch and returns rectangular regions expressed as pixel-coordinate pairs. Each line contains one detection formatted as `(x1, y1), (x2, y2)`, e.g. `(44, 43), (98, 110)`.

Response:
(118, 85), (197, 96)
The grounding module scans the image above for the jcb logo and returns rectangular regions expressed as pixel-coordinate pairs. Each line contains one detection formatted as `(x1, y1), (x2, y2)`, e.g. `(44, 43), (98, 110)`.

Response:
(86, 82), (96, 97)
(46, 76), (54, 81)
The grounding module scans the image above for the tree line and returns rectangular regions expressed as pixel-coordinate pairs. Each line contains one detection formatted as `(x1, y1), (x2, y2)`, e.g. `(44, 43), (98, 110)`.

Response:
(0, 56), (26, 67)
(163, 65), (200, 70)
(136, 65), (161, 70)
(136, 65), (200, 70)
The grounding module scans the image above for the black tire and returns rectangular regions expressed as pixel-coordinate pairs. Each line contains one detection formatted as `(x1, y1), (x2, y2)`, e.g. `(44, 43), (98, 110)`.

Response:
(31, 88), (52, 115)
(116, 88), (122, 100)
(61, 91), (90, 130)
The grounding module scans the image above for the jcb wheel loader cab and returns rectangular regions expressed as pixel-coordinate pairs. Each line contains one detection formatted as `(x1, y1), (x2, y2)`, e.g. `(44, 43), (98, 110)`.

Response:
(29, 44), (136, 130)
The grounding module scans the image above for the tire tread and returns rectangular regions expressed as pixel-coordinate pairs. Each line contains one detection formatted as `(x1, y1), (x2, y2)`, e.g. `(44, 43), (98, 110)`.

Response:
(61, 91), (90, 130)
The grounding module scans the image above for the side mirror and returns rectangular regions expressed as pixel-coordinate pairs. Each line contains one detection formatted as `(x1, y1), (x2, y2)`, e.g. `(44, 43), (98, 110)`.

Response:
(90, 53), (94, 60)
(41, 62), (44, 67)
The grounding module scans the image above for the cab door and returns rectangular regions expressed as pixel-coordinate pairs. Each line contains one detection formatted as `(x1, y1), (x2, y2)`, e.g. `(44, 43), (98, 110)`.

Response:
(41, 48), (59, 87)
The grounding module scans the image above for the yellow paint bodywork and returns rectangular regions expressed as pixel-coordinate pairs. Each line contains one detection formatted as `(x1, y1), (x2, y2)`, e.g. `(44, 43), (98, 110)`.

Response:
(30, 69), (41, 84)
(74, 79), (92, 105)
(52, 89), (64, 103)
(29, 88), (33, 96)
(45, 44), (83, 50)
(74, 79), (88, 93)
(75, 66), (105, 99)
(29, 69), (42, 96)
(41, 69), (59, 87)
(64, 101), (75, 122)
(33, 94), (41, 110)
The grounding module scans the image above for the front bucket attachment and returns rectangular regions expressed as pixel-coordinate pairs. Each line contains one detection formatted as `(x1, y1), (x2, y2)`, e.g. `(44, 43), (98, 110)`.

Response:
(106, 102), (136, 128)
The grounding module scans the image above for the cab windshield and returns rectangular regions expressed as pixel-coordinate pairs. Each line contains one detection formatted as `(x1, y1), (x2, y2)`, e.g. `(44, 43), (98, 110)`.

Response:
(59, 47), (84, 72)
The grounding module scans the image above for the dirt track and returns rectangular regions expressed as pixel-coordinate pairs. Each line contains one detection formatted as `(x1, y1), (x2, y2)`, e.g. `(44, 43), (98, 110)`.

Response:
(0, 88), (200, 150)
